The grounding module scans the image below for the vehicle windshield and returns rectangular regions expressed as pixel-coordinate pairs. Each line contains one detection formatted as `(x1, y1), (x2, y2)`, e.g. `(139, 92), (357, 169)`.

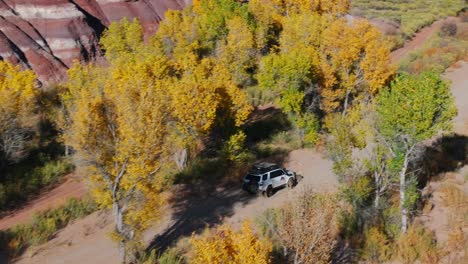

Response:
(245, 174), (261, 182)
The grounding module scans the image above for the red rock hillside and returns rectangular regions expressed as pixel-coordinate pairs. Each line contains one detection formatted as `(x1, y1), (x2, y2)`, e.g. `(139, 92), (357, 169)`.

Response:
(0, 0), (188, 85)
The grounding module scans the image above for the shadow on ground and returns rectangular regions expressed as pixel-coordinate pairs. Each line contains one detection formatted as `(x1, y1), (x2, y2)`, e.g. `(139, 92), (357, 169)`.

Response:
(147, 149), (289, 253)
(421, 134), (468, 185)
(146, 185), (256, 253)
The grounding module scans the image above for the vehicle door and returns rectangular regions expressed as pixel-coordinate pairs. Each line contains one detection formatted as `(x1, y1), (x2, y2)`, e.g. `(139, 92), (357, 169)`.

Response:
(270, 169), (286, 188)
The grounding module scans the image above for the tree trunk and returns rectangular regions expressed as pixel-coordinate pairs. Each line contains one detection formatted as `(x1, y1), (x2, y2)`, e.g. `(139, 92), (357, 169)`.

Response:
(174, 148), (188, 170)
(374, 188), (380, 208)
(113, 202), (127, 263)
(399, 151), (410, 233)
(294, 249), (299, 264)
(342, 89), (351, 117)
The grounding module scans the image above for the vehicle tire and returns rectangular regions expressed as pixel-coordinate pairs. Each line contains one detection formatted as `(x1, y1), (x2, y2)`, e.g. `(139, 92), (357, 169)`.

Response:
(248, 183), (259, 194)
(287, 179), (293, 189)
(265, 186), (273, 197)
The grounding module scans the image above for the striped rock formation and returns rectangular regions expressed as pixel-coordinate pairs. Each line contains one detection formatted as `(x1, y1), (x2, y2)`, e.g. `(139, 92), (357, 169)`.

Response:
(0, 0), (188, 85)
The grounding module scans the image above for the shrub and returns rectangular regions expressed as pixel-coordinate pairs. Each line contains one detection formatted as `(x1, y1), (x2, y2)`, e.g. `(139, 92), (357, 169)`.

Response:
(258, 191), (339, 263)
(36, 158), (74, 185)
(362, 227), (391, 263)
(396, 224), (440, 264)
(189, 221), (272, 264)
(461, 11), (468, 23)
(141, 248), (185, 264)
(223, 131), (250, 162)
(0, 155), (73, 211)
(440, 21), (458, 36)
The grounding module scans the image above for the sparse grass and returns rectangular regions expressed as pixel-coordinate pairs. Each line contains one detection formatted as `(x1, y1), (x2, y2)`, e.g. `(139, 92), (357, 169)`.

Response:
(0, 197), (97, 258)
(0, 152), (74, 211)
(352, 0), (465, 38)
(141, 248), (185, 264)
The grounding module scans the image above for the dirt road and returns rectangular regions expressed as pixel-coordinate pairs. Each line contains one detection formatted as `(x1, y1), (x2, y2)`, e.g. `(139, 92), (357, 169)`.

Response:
(391, 17), (457, 63)
(0, 174), (86, 230)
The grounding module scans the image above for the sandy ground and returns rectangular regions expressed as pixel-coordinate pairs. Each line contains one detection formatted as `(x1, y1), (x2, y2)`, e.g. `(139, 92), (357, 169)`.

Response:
(444, 61), (468, 135)
(0, 174), (86, 230)
(420, 61), (468, 246)
(14, 149), (336, 264)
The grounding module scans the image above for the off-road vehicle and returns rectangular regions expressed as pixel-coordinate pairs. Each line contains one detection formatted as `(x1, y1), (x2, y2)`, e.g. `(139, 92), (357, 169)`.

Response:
(242, 162), (297, 197)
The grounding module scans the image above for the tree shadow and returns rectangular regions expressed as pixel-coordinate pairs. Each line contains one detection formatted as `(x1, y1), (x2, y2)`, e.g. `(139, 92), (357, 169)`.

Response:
(243, 106), (291, 144)
(147, 154), (290, 255)
(420, 133), (468, 186)
(146, 185), (255, 253)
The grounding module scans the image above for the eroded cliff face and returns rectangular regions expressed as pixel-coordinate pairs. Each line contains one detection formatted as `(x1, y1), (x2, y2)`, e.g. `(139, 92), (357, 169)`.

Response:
(0, 0), (188, 85)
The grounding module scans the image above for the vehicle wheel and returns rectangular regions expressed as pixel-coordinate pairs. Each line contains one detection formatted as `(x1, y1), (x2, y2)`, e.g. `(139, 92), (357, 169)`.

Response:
(248, 184), (258, 194)
(265, 186), (273, 197)
(287, 179), (293, 189)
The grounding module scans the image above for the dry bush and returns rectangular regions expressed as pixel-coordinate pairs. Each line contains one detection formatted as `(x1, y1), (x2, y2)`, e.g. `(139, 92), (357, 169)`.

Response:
(440, 21), (458, 37)
(362, 227), (391, 263)
(439, 183), (466, 214)
(260, 190), (339, 264)
(396, 224), (441, 264)
(447, 225), (466, 252)
(461, 11), (468, 23)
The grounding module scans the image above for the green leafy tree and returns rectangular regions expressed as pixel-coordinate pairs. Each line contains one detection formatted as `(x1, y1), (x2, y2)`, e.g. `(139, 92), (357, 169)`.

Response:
(376, 72), (457, 232)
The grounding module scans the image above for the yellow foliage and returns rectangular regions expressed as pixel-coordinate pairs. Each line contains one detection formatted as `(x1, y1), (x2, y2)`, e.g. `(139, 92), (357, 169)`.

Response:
(190, 221), (272, 264)
(320, 18), (395, 114)
(61, 17), (253, 261)
(218, 16), (256, 86)
(0, 61), (37, 129)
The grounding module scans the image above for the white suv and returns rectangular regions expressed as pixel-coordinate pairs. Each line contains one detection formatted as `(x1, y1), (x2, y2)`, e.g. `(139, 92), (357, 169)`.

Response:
(242, 162), (297, 197)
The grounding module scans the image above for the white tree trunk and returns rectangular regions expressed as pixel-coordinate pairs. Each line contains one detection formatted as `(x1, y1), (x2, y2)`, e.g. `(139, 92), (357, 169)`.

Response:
(342, 89), (351, 117)
(374, 187), (380, 208)
(113, 202), (127, 263)
(400, 150), (411, 233)
(174, 148), (188, 170)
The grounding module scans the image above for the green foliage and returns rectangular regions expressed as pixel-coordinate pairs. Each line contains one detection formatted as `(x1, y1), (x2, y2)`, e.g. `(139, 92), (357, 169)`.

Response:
(0, 197), (97, 257)
(403, 177), (420, 211)
(194, 0), (251, 51)
(223, 131), (249, 162)
(383, 205), (401, 239)
(340, 176), (373, 206)
(294, 113), (320, 146)
(141, 248), (185, 264)
(100, 17), (144, 61)
(377, 71), (457, 144)
(257, 50), (313, 113)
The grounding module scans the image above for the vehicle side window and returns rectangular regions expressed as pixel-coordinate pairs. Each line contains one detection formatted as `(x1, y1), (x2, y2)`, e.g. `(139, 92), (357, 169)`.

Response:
(270, 170), (283, 178)
(262, 174), (267, 181)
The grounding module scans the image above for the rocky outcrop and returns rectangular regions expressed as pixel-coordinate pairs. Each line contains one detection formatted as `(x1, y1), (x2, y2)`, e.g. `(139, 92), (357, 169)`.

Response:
(0, 0), (188, 85)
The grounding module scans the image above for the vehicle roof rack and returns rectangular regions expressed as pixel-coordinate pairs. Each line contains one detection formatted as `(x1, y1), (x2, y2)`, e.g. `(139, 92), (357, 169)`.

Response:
(250, 162), (279, 174)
